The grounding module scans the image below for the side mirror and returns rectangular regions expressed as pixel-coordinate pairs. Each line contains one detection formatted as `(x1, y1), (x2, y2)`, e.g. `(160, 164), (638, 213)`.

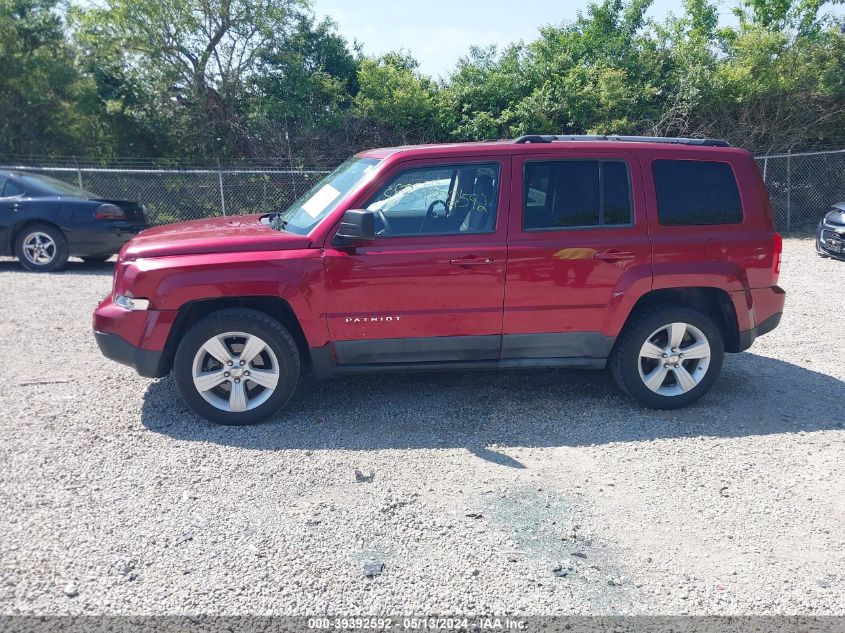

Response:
(333, 209), (375, 246)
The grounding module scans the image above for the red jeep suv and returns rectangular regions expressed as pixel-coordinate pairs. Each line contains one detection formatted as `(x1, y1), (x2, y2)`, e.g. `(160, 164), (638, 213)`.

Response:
(93, 135), (785, 425)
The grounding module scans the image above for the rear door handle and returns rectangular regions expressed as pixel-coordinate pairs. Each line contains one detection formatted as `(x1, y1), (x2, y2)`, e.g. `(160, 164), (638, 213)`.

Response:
(594, 250), (636, 261)
(450, 256), (493, 267)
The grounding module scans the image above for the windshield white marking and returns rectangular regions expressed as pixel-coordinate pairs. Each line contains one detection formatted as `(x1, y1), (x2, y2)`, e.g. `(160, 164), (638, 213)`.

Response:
(301, 184), (340, 218)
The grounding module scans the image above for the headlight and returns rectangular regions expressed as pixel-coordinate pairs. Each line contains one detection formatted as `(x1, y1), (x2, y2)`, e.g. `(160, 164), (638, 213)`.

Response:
(823, 210), (845, 226)
(114, 295), (150, 311)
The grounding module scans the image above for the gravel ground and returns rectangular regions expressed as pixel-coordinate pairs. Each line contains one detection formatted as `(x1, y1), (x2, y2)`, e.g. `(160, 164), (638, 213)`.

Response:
(0, 238), (843, 616)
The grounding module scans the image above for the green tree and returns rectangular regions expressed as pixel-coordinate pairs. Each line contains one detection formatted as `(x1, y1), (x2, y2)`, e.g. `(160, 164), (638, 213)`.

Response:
(441, 0), (666, 139)
(253, 15), (359, 165)
(650, 0), (720, 137)
(0, 0), (97, 156)
(71, 0), (309, 159)
(440, 44), (533, 139)
(353, 53), (440, 145)
(3, 0), (845, 162)
(675, 0), (845, 150)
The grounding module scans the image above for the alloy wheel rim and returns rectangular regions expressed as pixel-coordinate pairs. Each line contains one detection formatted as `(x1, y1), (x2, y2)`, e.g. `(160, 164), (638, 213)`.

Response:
(637, 322), (711, 397)
(192, 331), (280, 413)
(23, 232), (57, 265)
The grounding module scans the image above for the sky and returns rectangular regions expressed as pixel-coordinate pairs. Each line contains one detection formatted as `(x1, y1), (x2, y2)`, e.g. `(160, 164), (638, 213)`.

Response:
(314, 0), (845, 78)
(312, 0), (736, 78)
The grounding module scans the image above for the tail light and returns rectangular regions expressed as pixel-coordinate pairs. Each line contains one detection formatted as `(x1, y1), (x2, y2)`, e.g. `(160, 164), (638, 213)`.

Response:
(772, 232), (782, 285)
(94, 203), (126, 220)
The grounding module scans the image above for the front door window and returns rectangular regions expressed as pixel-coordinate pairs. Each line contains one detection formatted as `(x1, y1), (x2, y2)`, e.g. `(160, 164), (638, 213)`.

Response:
(364, 163), (500, 236)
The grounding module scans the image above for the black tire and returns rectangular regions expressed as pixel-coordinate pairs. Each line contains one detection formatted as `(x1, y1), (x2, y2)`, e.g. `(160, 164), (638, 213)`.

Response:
(81, 255), (113, 265)
(173, 308), (301, 425)
(14, 224), (69, 272)
(610, 305), (724, 409)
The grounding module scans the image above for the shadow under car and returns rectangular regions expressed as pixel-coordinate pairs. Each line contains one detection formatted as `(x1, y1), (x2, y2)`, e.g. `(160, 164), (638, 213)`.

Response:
(140, 352), (845, 460)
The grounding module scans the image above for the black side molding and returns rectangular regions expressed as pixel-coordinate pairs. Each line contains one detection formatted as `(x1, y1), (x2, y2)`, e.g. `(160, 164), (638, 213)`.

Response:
(501, 332), (615, 359)
(333, 335), (501, 364)
(310, 332), (615, 378)
(94, 331), (167, 378)
(310, 346), (606, 378)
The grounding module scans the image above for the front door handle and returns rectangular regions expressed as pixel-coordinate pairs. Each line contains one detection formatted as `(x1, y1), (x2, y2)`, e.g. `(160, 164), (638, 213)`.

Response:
(594, 250), (636, 261)
(450, 256), (493, 267)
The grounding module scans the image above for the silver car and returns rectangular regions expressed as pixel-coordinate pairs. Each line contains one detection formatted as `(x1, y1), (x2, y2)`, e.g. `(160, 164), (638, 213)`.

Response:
(817, 202), (845, 259)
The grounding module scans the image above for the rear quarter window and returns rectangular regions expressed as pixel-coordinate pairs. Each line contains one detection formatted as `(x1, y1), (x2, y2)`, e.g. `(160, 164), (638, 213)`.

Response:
(3, 180), (23, 197)
(653, 159), (742, 226)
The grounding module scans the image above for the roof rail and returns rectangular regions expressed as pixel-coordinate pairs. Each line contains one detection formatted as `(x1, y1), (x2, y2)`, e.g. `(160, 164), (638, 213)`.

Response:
(512, 134), (730, 147)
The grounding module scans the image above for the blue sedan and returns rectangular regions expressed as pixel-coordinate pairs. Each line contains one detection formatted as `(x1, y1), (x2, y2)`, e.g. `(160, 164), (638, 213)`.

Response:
(0, 171), (149, 272)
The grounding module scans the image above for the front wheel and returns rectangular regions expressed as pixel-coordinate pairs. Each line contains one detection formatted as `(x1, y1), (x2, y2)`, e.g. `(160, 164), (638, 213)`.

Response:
(610, 306), (724, 409)
(173, 308), (301, 425)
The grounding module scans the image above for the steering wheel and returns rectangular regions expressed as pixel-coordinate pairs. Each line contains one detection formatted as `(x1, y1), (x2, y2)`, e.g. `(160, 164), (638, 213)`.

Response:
(420, 199), (448, 232)
(375, 209), (394, 235)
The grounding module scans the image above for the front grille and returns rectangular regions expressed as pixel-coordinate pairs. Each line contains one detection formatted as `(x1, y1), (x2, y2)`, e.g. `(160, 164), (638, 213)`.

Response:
(822, 229), (843, 242)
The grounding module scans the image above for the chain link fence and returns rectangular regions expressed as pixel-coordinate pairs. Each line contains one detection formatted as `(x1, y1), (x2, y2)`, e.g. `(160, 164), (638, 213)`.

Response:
(3, 149), (844, 232)
(756, 149), (845, 233)
(0, 166), (328, 226)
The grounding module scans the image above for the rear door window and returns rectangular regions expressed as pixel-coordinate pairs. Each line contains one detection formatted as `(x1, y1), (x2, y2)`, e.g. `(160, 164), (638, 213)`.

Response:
(522, 160), (632, 230)
(653, 160), (742, 225)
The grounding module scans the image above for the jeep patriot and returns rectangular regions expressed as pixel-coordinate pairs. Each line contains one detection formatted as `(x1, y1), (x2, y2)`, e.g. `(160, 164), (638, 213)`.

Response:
(93, 135), (786, 425)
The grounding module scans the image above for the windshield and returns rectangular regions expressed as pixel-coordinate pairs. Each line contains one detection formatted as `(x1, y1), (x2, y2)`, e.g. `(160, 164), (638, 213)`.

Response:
(19, 173), (97, 197)
(273, 157), (381, 234)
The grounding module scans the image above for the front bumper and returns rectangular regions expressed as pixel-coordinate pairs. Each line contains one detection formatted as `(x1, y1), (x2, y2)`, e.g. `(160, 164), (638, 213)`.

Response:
(93, 295), (177, 377)
(94, 330), (166, 378)
(817, 222), (845, 259)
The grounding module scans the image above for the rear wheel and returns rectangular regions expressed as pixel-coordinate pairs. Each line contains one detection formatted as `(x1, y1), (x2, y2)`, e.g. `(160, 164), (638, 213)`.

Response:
(173, 308), (301, 425)
(15, 224), (69, 272)
(610, 306), (724, 409)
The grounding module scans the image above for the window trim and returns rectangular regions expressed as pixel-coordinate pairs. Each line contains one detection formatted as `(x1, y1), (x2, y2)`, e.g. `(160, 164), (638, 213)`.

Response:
(520, 158), (635, 233)
(363, 161), (502, 239)
(1, 178), (25, 199)
(652, 158), (744, 227)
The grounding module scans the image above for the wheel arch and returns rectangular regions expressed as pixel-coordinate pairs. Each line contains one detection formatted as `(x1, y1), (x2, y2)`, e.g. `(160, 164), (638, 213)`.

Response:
(10, 219), (64, 252)
(620, 287), (741, 353)
(160, 296), (310, 375)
